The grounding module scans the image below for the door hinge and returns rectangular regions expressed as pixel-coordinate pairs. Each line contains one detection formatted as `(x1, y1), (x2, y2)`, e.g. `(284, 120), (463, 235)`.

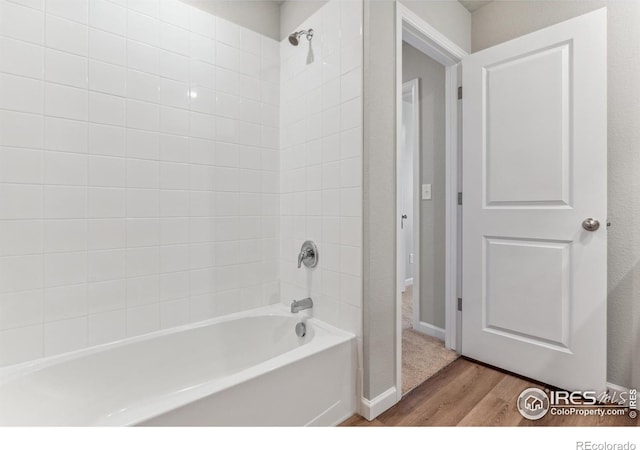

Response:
(457, 192), (462, 205)
(458, 298), (462, 311)
(458, 86), (462, 100)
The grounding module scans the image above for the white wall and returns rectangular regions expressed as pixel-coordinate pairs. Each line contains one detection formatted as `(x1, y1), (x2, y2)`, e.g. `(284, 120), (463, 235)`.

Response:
(279, 0), (363, 341)
(363, 0), (469, 403)
(400, 0), (471, 53)
(183, 0), (282, 41)
(280, 0), (328, 41)
(471, 0), (640, 391)
(402, 42), (446, 329)
(0, 0), (280, 366)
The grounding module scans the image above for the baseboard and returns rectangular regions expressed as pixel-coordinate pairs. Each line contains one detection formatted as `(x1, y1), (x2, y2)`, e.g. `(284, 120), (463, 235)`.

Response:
(606, 382), (633, 405)
(405, 277), (413, 287)
(413, 321), (446, 341)
(359, 387), (397, 421)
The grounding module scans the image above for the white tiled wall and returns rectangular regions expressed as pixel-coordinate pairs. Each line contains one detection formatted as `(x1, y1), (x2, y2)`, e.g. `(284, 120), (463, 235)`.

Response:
(0, 0), (280, 366)
(279, 0), (363, 339)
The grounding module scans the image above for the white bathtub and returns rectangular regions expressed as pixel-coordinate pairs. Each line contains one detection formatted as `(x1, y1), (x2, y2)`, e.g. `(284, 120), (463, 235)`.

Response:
(0, 305), (357, 426)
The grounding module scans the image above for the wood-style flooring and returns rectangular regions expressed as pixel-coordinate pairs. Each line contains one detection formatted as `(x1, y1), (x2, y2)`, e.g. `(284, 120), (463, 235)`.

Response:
(341, 358), (639, 427)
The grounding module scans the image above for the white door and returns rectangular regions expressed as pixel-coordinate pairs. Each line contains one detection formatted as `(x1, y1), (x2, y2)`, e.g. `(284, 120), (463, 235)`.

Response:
(462, 9), (607, 392)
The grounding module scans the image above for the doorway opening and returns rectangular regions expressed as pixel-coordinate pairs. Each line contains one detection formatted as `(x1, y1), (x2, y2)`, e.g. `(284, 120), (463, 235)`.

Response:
(395, 4), (466, 399)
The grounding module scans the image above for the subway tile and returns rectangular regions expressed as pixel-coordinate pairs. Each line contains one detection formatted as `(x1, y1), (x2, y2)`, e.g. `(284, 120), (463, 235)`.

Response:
(89, 124), (125, 157)
(44, 186), (86, 218)
(0, 1), (44, 44)
(45, 48), (88, 88)
(190, 7), (215, 39)
(127, 9), (159, 47)
(88, 249), (126, 282)
(126, 158), (159, 189)
(44, 316), (87, 356)
(46, 0), (88, 24)
(44, 252), (86, 287)
(44, 117), (88, 153)
(126, 188), (159, 218)
(89, 28), (126, 66)
(158, 49), (188, 82)
(87, 279), (126, 314)
(89, 91), (126, 126)
(0, 147), (42, 184)
(126, 69), (160, 103)
(45, 14), (88, 56)
(0, 255), (43, 293)
(158, 0), (189, 29)
(160, 78), (189, 109)
(215, 17), (239, 48)
(0, 73), (43, 114)
(126, 303), (159, 336)
(8, 0), (43, 11)
(160, 106), (189, 136)
(87, 187), (126, 218)
(0, 289), (42, 330)
(127, 0), (159, 18)
(190, 33), (215, 65)
(0, 36), (44, 79)
(0, 325), (43, 366)
(160, 134), (189, 163)
(89, 0), (126, 36)
(160, 22), (189, 55)
(160, 298), (189, 329)
(126, 99), (160, 131)
(126, 218), (160, 248)
(44, 219), (87, 253)
(43, 151), (88, 186)
(44, 283), (87, 322)
(126, 274), (159, 307)
(87, 219), (126, 251)
(189, 60), (215, 90)
(45, 83), (88, 121)
(88, 155), (126, 188)
(89, 60), (126, 96)
(0, 220), (42, 256)
(88, 309), (126, 346)
(0, 184), (43, 220)
(127, 40), (158, 74)
(126, 128), (159, 160)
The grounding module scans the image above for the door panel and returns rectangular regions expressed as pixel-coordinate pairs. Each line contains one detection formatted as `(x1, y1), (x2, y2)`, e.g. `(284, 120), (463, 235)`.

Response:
(485, 43), (570, 206)
(462, 9), (607, 392)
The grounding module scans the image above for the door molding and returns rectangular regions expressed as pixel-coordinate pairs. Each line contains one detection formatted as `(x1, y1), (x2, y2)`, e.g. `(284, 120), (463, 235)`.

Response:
(395, 2), (468, 403)
(400, 78), (421, 336)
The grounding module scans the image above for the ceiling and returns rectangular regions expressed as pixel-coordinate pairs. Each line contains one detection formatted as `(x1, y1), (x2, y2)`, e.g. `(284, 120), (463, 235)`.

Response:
(458, 0), (493, 12)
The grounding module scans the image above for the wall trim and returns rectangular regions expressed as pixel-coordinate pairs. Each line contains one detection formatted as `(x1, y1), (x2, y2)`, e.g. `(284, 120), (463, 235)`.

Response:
(405, 277), (413, 287)
(359, 387), (397, 421)
(413, 321), (446, 341)
(607, 382), (632, 396)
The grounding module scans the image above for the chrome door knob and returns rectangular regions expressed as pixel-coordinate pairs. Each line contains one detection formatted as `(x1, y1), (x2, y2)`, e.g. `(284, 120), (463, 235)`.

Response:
(582, 218), (600, 232)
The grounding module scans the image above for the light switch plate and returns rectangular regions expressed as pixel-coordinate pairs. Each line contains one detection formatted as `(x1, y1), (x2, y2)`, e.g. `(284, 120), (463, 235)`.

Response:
(422, 183), (432, 200)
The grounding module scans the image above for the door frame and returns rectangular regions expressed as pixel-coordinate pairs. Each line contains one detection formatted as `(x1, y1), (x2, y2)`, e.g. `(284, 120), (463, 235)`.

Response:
(395, 2), (468, 400)
(400, 78), (421, 333)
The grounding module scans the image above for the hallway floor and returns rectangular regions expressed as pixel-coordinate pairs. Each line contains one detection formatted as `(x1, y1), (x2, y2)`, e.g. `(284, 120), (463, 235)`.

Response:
(341, 358), (639, 426)
(401, 286), (458, 393)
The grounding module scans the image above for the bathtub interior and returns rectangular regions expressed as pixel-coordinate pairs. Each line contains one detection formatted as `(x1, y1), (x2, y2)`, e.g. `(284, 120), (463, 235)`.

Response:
(0, 305), (355, 426)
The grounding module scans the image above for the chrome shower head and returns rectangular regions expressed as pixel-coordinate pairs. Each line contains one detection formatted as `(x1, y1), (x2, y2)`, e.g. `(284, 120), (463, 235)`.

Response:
(288, 29), (314, 47)
(288, 33), (300, 46)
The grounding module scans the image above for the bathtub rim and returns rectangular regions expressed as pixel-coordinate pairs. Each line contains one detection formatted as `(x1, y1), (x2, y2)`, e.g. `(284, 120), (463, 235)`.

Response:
(0, 304), (354, 385)
(0, 304), (357, 426)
